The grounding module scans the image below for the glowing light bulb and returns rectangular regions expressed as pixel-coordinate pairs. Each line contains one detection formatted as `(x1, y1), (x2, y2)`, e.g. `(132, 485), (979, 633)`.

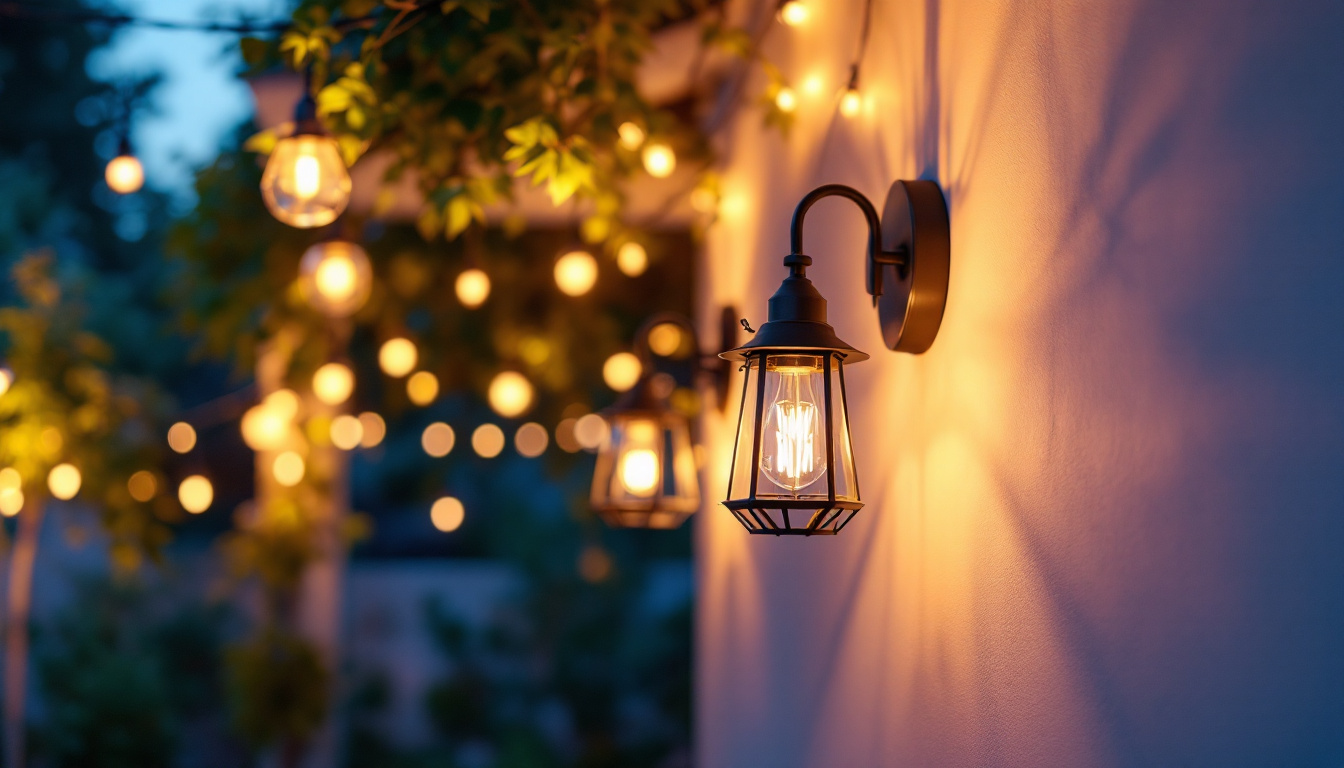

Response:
(617, 242), (647, 277)
(105, 154), (144, 194)
(642, 142), (676, 178)
(619, 449), (660, 496)
(431, 496), (465, 532)
(379, 338), (418, 377)
(760, 356), (827, 492)
(406, 371), (439, 405)
(312, 362), (355, 405)
(840, 88), (862, 118)
(777, 0), (808, 26)
(488, 371), (534, 418)
(167, 422), (197, 454)
(330, 414), (364, 450)
(273, 451), (306, 487)
(554, 250), (598, 296)
(455, 268), (491, 308)
(602, 352), (642, 392)
(260, 134), (351, 228)
(618, 122), (646, 150)
(47, 463), (81, 500)
(775, 87), (798, 113)
(178, 475), (213, 513)
(301, 240), (372, 317)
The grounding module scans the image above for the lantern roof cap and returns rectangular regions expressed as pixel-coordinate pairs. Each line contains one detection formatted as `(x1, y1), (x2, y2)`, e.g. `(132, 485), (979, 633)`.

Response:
(720, 271), (869, 362)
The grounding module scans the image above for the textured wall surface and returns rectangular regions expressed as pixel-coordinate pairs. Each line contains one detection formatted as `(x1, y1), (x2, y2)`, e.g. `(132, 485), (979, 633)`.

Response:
(694, 1), (1344, 766)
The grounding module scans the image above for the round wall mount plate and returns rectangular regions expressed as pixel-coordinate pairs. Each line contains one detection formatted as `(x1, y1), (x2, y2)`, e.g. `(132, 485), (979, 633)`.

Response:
(875, 179), (950, 353)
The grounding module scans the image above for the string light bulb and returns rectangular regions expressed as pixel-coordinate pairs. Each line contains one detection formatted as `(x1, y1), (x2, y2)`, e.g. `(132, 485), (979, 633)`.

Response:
(554, 250), (598, 296)
(488, 371), (534, 418)
(840, 65), (863, 118)
(775, 87), (798, 113)
(618, 122), (646, 151)
(300, 240), (372, 317)
(431, 497), (465, 532)
(777, 0), (808, 26)
(617, 242), (648, 277)
(47, 463), (82, 500)
(312, 362), (355, 405)
(641, 142), (676, 178)
(105, 137), (144, 194)
(379, 337), (418, 377)
(260, 85), (351, 228)
(178, 475), (213, 513)
(455, 268), (491, 308)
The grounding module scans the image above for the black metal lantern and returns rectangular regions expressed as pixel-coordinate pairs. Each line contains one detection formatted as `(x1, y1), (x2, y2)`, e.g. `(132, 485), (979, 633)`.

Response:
(591, 310), (736, 530)
(721, 181), (950, 535)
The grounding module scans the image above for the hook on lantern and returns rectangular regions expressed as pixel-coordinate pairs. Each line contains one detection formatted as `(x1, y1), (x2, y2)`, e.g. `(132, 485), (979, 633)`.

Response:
(720, 180), (950, 536)
(589, 307), (738, 530)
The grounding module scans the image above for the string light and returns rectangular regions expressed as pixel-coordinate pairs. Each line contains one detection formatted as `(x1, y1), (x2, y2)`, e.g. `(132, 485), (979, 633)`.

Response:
(312, 362), (355, 405)
(430, 496), (465, 532)
(775, 87), (798, 113)
(178, 475), (213, 513)
(840, 88), (862, 118)
(617, 122), (646, 150)
(300, 240), (372, 317)
(471, 424), (505, 458)
(554, 250), (598, 296)
(379, 337), (418, 377)
(167, 421), (197, 453)
(488, 372), (534, 418)
(515, 422), (548, 457)
(261, 76), (351, 228)
(641, 142), (676, 178)
(330, 414), (364, 450)
(777, 0), (808, 26)
(422, 422), (455, 457)
(48, 463), (82, 500)
(406, 371), (439, 405)
(616, 242), (648, 277)
(602, 352), (642, 392)
(105, 148), (144, 194)
(455, 268), (491, 308)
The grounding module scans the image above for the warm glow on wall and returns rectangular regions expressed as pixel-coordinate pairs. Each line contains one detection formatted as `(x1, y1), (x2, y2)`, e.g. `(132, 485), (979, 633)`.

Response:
(488, 371), (534, 418)
(406, 371), (439, 405)
(471, 424), (505, 458)
(554, 250), (598, 296)
(514, 422), (548, 457)
(167, 421), (197, 454)
(617, 121), (646, 150)
(617, 242), (648, 277)
(422, 422), (456, 458)
(312, 362), (355, 406)
(603, 352), (642, 392)
(357, 412), (386, 447)
(330, 414), (364, 450)
(47, 463), (81, 500)
(642, 142), (676, 178)
(379, 337), (418, 377)
(178, 475), (213, 513)
(105, 154), (144, 194)
(455, 268), (491, 308)
(430, 496), (465, 532)
(127, 470), (157, 502)
(272, 451), (306, 487)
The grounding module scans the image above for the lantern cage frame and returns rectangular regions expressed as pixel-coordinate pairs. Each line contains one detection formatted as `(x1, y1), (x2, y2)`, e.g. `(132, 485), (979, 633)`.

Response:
(720, 180), (949, 536)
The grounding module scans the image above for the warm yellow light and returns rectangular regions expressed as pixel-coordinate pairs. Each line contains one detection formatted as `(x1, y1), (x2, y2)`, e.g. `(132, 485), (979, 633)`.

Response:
(357, 412), (386, 447)
(178, 475), (213, 513)
(488, 371), (534, 418)
(167, 422), (197, 454)
(265, 389), (300, 420)
(554, 250), (598, 297)
(260, 134), (351, 228)
(422, 422), (456, 458)
(47, 463), (81, 500)
(105, 154), (144, 194)
(40, 427), (62, 453)
(312, 362), (355, 406)
(761, 358), (826, 491)
(0, 368), (11, 398)
(555, 418), (581, 453)
(0, 468), (20, 492)
(647, 323), (683, 357)
(641, 143), (676, 178)
(301, 240), (372, 317)
(514, 422), (548, 458)
(0, 488), (22, 517)
(689, 188), (718, 214)
(379, 337), (418, 377)
(127, 470), (157, 502)
(471, 424), (506, 458)
(272, 451), (306, 487)
(430, 496), (465, 532)
(775, 87), (798, 113)
(574, 413), (608, 450)
(602, 352), (642, 392)
(241, 404), (290, 452)
(455, 268), (491, 308)
(330, 414), (364, 450)
(619, 448), (660, 496)
(840, 88), (862, 118)
(617, 121), (646, 151)
(407, 371), (440, 406)
(617, 242), (648, 277)
(777, 0), (808, 26)
(801, 74), (824, 96)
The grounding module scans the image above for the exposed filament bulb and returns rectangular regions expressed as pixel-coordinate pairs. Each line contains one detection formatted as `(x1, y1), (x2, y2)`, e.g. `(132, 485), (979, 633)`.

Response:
(760, 356), (827, 492)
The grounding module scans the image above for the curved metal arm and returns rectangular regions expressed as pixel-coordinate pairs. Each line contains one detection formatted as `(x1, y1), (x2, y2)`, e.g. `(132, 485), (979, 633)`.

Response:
(787, 184), (907, 294)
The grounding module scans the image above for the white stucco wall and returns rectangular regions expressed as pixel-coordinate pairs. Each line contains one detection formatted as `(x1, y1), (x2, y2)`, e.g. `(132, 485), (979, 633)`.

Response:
(695, 1), (1344, 765)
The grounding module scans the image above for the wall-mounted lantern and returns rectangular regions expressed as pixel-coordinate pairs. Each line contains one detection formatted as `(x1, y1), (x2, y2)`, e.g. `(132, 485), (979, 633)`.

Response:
(721, 181), (950, 535)
(591, 309), (737, 530)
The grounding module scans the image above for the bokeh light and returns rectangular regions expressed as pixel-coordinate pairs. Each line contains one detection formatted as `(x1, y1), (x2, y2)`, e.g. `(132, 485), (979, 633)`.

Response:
(47, 463), (81, 500)
(641, 142), (676, 178)
(0, 367), (14, 397)
(775, 87), (797, 113)
(422, 422), (456, 458)
(488, 372), (534, 418)
(0, 488), (22, 517)
(379, 338), (418, 377)
(554, 250), (598, 297)
(260, 134), (351, 228)
(455, 269), (491, 308)
(471, 424), (506, 458)
(617, 242), (648, 277)
(430, 497), (465, 532)
(178, 475), (213, 514)
(0, 468), (20, 491)
(407, 371), (439, 406)
(647, 323), (684, 357)
(617, 121), (646, 150)
(574, 413), (608, 450)
(515, 422), (549, 458)
(273, 451), (306, 487)
(358, 412), (386, 447)
(603, 352), (642, 392)
(127, 471), (157, 502)
(312, 362), (355, 405)
(555, 418), (581, 453)
(300, 240), (372, 318)
(840, 88), (862, 118)
(777, 0), (808, 26)
(578, 545), (613, 583)
(105, 154), (144, 194)
(167, 421), (197, 454)
(330, 414), (364, 450)
(241, 404), (290, 452)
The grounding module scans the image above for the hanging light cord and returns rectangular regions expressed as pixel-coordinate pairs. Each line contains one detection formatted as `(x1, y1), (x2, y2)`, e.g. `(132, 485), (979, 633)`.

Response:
(848, 0), (876, 91)
(0, 0), (384, 34)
